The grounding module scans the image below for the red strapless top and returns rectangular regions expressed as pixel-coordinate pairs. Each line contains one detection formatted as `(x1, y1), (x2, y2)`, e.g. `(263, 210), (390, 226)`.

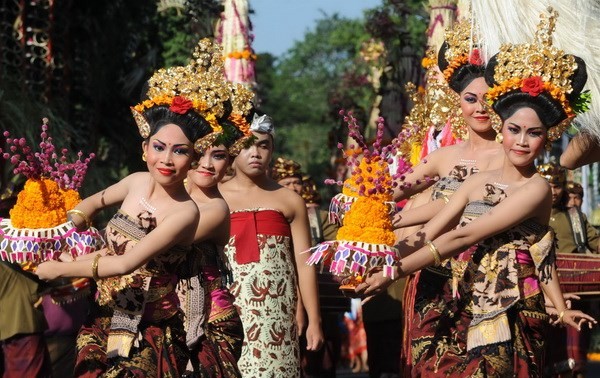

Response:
(230, 209), (291, 264)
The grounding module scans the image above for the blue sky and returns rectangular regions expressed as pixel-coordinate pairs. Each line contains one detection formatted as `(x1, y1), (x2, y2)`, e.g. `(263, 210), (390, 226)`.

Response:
(250, 0), (382, 56)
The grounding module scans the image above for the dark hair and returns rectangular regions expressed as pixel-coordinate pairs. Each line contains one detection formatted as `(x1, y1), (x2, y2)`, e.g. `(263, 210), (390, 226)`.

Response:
(567, 181), (584, 198)
(142, 106), (212, 143)
(218, 120), (244, 148)
(485, 55), (588, 128)
(438, 42), (486, 93)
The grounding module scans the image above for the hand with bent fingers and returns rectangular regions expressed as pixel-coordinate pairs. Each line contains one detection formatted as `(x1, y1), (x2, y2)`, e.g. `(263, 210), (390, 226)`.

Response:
(553, 309), (597, 331)
(545, 292), (579, 319)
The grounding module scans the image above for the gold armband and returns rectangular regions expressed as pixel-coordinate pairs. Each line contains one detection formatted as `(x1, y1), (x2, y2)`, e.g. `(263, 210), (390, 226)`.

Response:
(426, 240), (442, 267)
(92, 254), (101, 281)
(67, 209), (91, 229)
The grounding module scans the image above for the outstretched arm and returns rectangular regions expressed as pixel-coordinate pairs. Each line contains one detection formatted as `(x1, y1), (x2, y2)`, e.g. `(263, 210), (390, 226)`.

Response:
(392, 148), (444, 201)
(67, 173), (138, 229)
(392, 198), (447, 229)
(36, 206), (198, 280)
(356, 177), (550, 297)
(355, 174), (475, 296)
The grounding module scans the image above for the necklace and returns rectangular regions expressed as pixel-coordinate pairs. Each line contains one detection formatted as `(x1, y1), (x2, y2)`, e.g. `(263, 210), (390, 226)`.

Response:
(493, 181), (509, 190)
(139, 196), (157, 213)
(459, 158), (477, 166)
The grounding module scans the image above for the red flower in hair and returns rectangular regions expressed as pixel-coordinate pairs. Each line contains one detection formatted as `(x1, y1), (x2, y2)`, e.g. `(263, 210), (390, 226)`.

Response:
(468, 49), (483, 66)
(169, 96), (194, 114)
(521, 76), (544, 97)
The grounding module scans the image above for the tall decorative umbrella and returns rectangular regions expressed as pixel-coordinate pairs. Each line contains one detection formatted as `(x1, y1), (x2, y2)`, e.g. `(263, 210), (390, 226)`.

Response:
(216, 0), (256, 87)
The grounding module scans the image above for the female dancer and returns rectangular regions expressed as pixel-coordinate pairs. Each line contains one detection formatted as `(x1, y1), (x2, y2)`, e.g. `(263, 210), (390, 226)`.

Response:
(180, 115), (251, 377)
(357, 11), (596, 376)
(219, 114), (324, 377)
(35, 39), (233, 376)
(390, 20), (505, 375)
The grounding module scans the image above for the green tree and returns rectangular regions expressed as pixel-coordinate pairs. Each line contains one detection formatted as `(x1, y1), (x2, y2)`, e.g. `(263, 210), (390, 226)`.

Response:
(258, 15), (373, 198)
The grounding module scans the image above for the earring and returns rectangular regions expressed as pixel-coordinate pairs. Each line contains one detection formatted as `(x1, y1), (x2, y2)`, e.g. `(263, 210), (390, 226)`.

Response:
(190, 161), (199, 169)
(495, 133), (503, 144)
(142, 152), (147, 161)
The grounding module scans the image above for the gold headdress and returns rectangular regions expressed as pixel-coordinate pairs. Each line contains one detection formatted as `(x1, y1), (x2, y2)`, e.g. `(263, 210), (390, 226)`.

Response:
(132, 39), (254, 153)
(486, 8), (590, 140)
(537, 162), (566, 185)
(271, 157), (302, 182)
(472, 0), (600, 141)
(402, 47), (465, 163)
(440, 18), (484, 84)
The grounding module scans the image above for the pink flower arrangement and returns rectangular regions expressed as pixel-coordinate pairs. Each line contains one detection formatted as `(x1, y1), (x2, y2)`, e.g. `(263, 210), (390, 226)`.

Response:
(0, 118), (95, 190)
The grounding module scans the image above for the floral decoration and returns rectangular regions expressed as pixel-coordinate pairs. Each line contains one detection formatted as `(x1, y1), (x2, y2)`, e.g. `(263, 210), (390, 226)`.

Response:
(227, 49), (257, 61)
(521, 76), (544, 97)
(487, 76), (586, 117)
(305, 111), (417, 284)
(228, 113), (252, 136)
(468, 48), (483, 65)
(169, 96), (194, 114)
(442, 54), (469, 82)
(133, 95), (221, 132)
(9, 178), (81, 228)
(0, 119), (93, 229)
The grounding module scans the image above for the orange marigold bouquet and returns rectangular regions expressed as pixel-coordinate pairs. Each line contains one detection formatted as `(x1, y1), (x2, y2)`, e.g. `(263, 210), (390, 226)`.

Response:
(307, 111), (414, 290)
(0, 119), (103, 276)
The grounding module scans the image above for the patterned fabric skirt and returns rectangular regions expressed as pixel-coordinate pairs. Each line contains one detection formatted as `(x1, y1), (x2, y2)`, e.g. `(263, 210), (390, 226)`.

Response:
(449, 293), (549, 378)
(226, 230), (300, 378)
(192, 312), (244, 378)
(410, 267), (469, 377)
(74, 305), (188, 378)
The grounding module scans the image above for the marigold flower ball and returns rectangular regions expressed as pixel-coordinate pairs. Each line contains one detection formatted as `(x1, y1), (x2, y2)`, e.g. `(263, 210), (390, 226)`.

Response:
(10, 178), (81, 229)
(336, 197), (395, 246)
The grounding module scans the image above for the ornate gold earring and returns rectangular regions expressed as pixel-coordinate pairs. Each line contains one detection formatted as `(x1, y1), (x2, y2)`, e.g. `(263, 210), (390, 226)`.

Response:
(142, 152), (147, 161)
(495, 133), (503, 144)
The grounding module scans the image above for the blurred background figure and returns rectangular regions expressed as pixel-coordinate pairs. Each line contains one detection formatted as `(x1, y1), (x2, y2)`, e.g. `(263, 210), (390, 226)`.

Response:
(538, 163), (600, 255)
(566, 181), (584, 210)
(271, 157), (303, 195)
(538, 163), (600, 378)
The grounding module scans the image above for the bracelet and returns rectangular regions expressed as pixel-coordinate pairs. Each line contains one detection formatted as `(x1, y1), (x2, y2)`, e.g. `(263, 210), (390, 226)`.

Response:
(67, 209), (92, 229)
(558, 310), (566, 324)
(426, 240), (442, 266)
(92, 254), (101, 281)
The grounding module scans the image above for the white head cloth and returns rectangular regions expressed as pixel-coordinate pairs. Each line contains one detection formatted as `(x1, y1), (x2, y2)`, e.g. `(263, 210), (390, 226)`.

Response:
(249, 113), (275, 136)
